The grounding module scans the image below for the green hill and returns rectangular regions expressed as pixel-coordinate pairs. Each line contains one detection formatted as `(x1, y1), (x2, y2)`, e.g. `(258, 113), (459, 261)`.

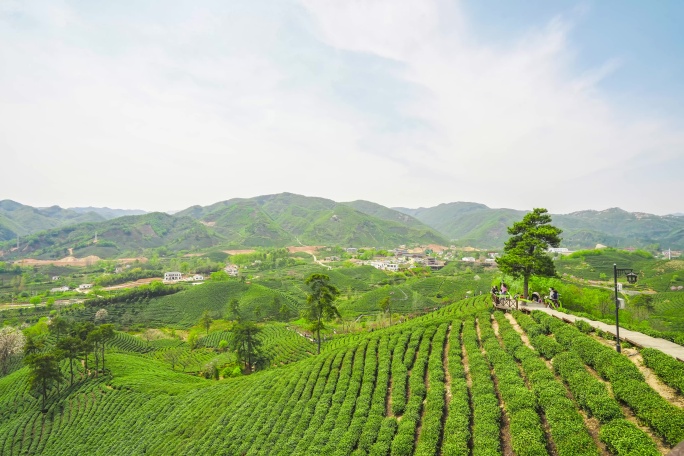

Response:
(0, 200), (106, 242)
(396, 203), (684, 249)
(0, 212), (222, 260)
(176, 193), (448, 248)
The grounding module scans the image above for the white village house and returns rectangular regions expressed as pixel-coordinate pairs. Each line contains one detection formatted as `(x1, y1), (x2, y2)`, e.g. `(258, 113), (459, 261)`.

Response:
(78, 283), (93, 290)
(164, 272), (183, 281)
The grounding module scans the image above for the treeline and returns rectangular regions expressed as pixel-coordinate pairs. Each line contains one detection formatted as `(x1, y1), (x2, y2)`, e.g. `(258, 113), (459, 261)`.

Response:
(85, 282), (182, 308)
(93, 269), (162, 287)
(4, 316), (116, 411)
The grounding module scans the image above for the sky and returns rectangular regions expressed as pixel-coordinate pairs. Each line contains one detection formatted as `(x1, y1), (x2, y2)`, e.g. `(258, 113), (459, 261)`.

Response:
(1, 0), (683, 215)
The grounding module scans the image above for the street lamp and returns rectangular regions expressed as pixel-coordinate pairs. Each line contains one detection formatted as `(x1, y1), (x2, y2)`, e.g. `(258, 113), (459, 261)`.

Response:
(613, 263), (638, 353)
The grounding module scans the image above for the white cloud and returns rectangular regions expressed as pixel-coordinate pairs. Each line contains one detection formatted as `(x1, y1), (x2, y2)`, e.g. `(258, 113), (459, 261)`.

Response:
(299, 1), (684, 213)
(0, 0), (681, 214)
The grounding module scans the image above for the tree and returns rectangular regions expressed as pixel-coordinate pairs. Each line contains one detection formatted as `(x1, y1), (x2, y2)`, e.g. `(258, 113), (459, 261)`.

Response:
(379, 295), (392, 326)
(23, 334), (45, 357)
(26, 352), (62, 411)
(229, 298), (241, 321)
(163, 348), (183, 370)
(230, 321), (262, 372)
(86, 329), (103, 377)
(496, 208), (562, 298)
(279, 303), (291, 321)
(254, 305), (262, 320)
(94, 308), (108, 323)
(199, 310), (213, 335)
(0, 327), (25, 375)
(72, 321), (94, 373)
(56, 336), (82, 385)
(48, 316), (70, 342)
(304, 273), (341, 354)
(98, 324), (115, 372)
(30, 296), (41, 308)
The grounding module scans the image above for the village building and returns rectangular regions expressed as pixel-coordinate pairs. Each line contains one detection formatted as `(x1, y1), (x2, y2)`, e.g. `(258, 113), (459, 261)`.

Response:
(192, 274), (204, 281)
(78, 283), (93, 290)
(164, 272), (183, 281)
(224, 265), (239, 277)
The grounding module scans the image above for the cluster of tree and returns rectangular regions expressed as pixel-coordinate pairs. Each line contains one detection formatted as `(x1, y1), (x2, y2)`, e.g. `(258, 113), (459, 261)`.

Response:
(20, 315), (115, 410)
(85, 282), (181, 308)
(93, 268), (162, 287)
(230, 248), (300, 271)
(217, 307), (267, 372)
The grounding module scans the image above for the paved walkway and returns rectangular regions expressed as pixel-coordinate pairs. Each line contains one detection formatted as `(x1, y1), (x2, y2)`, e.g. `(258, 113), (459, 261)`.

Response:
(519, 302), (684, 362)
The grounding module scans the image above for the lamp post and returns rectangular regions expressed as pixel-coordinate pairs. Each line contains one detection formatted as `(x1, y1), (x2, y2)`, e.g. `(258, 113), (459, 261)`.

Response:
(613, 263), (638, 353)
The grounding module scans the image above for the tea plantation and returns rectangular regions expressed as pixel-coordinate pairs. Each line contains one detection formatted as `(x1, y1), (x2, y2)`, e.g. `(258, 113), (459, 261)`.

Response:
(1, 295), (683, 455)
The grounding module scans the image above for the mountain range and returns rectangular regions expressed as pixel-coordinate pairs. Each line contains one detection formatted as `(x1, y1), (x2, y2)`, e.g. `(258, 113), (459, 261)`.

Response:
(1, 194), (682, 259)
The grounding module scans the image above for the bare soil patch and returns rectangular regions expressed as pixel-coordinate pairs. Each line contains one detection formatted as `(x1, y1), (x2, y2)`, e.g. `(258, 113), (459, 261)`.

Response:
(591, 334), (684, 408)
(15, 255), (147, 267)
(628, 351), (684, 409)
(223, 249), (257, 255)
(102, 278), (161, 291)
(287, 245), (324, 255)
(504, 313), (534, 350)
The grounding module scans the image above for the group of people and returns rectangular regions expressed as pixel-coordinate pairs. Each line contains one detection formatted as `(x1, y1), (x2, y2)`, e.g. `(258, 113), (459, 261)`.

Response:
(490, 283), (559, 308)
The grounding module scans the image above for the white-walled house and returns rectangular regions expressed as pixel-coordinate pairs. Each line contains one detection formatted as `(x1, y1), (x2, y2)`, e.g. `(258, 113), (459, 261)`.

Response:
(193, 274), (204, 281)
(164, 272), (183, 281)
(78, 283), (93, 290)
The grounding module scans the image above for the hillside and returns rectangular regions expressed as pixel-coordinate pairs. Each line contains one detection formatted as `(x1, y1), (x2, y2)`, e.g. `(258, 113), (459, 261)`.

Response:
(0, 212), (222, 260)
(396, 203), (684, 249)
(176, 193), (448, 248)
(0, 200), (106, 242)
(68, 207), (148, 219)
(2, 300), (683, 455)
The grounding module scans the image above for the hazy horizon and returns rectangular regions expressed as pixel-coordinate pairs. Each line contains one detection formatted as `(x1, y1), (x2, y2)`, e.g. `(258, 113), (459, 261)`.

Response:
(2, 192), (682, 217)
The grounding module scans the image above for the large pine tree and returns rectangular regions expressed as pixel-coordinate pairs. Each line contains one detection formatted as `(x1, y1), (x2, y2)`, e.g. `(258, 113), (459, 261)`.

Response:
(497, 208), (562, 298)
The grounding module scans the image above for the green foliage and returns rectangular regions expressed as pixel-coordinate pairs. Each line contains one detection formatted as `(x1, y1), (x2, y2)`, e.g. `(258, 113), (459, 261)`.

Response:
(304, 273), (340, 354)
(497, 208), (562, 297)
(641, 347), (684, 394)
(599, 419), (660, 456)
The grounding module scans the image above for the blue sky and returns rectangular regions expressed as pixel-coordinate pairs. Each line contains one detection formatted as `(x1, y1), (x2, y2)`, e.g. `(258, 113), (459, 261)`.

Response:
(1, 0), (682, 215)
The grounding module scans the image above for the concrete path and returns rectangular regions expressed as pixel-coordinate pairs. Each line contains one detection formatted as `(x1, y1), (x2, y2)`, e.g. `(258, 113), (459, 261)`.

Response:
(519, 302), (684, 362)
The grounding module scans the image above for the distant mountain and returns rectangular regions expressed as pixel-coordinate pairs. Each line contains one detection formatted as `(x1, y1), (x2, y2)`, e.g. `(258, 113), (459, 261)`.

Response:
(0, 200), (105, 242)
(670, 212), (684, 217)
(69, 207), (147, 219)
(176, 193), (448, 248)
(395, 204), (684, 250)
(0, 212), (221, 260)
(342, 200), (428, 228)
